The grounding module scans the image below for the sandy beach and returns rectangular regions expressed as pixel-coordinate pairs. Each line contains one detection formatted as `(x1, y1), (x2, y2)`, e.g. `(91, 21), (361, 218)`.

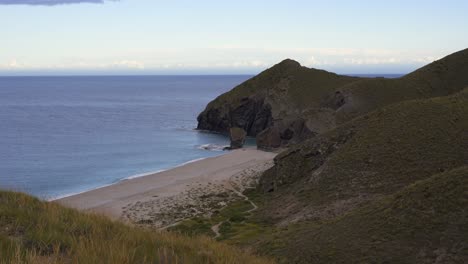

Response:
(57, 148), (276, 228)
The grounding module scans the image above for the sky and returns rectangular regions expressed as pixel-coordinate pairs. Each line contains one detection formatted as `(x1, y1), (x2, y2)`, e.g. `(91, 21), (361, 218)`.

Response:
(0, 0), (467, 75)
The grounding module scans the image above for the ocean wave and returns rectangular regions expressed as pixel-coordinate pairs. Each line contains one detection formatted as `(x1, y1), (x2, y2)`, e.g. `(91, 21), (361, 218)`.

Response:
(196, 143), (229, 151)
(47, 183), (114, 201)
(123, 158), (209, 181)
(122, 169), (166, 181)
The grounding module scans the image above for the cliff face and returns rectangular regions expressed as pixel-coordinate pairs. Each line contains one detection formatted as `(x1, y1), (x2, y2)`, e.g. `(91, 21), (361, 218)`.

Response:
(197, 49), (468, 148)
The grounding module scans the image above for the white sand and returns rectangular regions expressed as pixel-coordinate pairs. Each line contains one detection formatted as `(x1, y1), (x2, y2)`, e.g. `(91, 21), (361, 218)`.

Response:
(57, 148), (276, 224)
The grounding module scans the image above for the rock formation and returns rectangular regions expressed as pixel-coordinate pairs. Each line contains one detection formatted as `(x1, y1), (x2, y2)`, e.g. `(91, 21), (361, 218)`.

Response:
(229, 127), (247, 149)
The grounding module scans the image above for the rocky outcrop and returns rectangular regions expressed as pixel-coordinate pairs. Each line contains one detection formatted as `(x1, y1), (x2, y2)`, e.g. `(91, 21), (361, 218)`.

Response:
(229, 127), (247, 149)
(197, 96), (273, 137)
(197, 59), (360, 148)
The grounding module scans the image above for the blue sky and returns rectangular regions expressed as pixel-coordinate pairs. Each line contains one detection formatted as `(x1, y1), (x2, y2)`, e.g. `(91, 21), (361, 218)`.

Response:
(0, 0), (467, 75)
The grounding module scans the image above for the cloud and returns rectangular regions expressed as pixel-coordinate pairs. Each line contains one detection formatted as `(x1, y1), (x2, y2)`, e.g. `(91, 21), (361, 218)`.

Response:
(0, 47), (445, 75)
(110, 60), (145, 70)
(0, 59), (27, 70)
(0, 0), (114, 5)
(0, 58), (146, 71)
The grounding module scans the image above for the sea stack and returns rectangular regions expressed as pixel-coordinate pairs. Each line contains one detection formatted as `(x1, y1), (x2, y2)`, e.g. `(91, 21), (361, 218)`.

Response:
(229, 127), (247, 149)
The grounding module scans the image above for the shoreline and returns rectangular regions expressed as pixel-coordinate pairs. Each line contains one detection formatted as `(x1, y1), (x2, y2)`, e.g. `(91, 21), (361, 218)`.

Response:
(57, 148), (276, 227)
(49, 156), (211, 202)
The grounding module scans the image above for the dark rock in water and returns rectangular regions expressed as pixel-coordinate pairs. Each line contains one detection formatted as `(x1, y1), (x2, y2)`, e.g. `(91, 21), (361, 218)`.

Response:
(229, 127), (247, 149)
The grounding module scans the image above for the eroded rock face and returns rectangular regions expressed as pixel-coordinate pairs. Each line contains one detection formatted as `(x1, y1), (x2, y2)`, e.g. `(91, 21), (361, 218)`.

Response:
(256, 126), (281, 149)
(229, 127), (247, 149)
(259, 126), (355, 193)
(197, 96), (273, 137)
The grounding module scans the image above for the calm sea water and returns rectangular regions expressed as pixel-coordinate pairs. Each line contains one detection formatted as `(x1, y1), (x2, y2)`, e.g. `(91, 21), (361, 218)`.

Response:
(0, 76), (251, 199)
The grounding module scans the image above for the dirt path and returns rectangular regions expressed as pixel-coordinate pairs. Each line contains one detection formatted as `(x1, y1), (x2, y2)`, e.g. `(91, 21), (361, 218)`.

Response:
(210, 182), (259, 239)
(211, 222), (222, 238)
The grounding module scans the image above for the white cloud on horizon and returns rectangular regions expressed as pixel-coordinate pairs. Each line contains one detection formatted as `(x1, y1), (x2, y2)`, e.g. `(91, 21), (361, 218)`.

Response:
(0, 59), (145, 70)
(0, 47), (446, 74)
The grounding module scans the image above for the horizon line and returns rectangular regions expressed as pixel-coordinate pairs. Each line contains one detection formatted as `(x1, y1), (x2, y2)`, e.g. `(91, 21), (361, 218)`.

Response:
(0, 73), (407, 78)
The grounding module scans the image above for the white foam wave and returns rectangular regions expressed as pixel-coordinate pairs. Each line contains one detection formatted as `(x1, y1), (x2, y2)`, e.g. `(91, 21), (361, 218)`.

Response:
(47, 183), (114, 201)
(197, 143), (228, 151)
(122, 169), (166, 180)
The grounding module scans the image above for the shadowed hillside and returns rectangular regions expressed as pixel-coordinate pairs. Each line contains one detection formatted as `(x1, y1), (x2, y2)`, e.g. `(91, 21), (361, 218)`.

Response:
(247, 89), (468, 263)
(259, 89), (468, 225)
(193, 73), (468, 263)
(260, 166), (467, 263)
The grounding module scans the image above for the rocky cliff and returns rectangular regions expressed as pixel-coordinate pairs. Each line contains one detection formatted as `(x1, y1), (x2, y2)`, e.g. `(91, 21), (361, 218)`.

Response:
(197, 59), (360, 148)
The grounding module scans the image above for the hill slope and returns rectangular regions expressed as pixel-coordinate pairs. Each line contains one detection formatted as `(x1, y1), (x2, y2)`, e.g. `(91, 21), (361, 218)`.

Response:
(0, 191), (272, 264)
(260, 166), (467, 263)
(258, 89), (468, 225)
(197, 48), (468, 148)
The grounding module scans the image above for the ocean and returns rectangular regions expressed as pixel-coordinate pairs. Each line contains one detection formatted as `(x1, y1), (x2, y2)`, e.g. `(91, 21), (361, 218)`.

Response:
(0, 75), (251, 200)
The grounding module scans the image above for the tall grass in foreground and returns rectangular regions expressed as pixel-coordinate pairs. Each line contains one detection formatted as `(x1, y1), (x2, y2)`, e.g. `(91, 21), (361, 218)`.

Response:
(0, 191), (273, 264)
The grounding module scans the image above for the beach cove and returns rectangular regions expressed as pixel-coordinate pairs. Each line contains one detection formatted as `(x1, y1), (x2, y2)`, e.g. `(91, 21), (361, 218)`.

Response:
(58, 148), (277, 229)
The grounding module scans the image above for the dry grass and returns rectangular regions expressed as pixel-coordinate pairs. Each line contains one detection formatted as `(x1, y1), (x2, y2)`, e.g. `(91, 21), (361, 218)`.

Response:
(0, 191), (273, 264)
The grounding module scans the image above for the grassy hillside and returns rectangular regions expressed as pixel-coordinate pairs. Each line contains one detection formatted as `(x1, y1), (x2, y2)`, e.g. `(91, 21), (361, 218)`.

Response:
(191, 49), (468, 263)
(335, 48), (468, 123)
(0, 191), (272, 264)
(167, 89), (468, 263)
(188, 89), (468, 262)
(260, 166), (468, 263)
(259, 89), (468, 224)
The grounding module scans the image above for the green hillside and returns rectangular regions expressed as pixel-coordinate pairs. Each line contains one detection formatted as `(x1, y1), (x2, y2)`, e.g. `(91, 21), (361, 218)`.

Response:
(261, 166), (467, 263)
(0, 191), (272, 264)
(186, 89), (468, 263)
(335, 48), (468, 123)
(191, 49), (468, 263)
(259, 89), (468, 225)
